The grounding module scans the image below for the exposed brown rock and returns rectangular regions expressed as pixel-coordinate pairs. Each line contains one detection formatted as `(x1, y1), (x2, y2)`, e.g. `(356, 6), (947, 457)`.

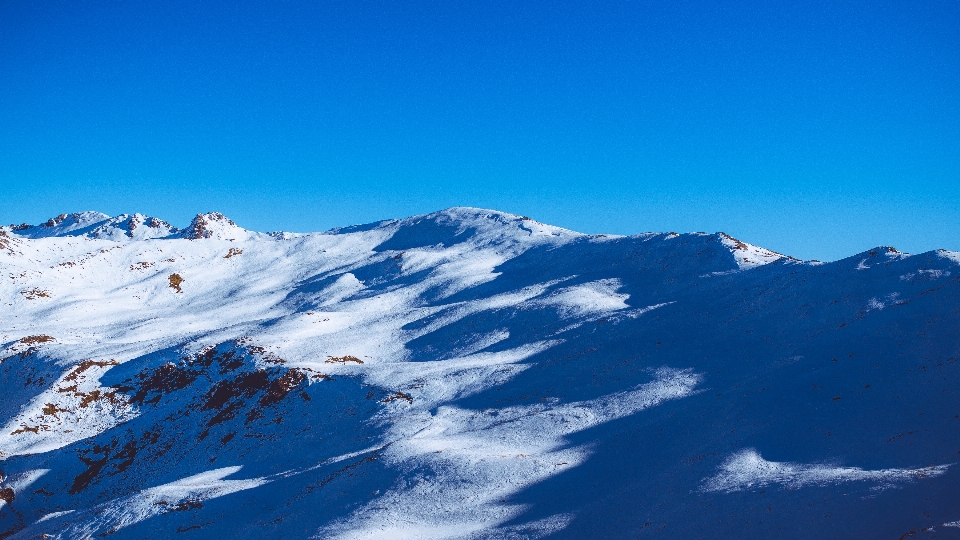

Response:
(168, 273), (184, 293)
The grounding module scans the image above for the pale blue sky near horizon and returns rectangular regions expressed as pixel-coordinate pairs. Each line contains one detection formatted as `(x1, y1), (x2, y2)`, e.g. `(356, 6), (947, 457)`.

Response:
(2, 1), (958, 261)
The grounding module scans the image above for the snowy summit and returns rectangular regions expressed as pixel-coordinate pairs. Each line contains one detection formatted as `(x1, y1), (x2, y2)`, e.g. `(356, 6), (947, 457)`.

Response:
(1, 207), (959, 539)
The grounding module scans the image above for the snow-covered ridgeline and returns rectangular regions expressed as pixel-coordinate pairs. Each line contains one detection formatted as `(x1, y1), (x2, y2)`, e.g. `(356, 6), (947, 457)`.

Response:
(2, 207), (959, 539)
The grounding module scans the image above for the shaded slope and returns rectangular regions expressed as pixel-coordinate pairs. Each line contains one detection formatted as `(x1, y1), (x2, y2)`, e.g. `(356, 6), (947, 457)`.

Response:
(0, 208), (958, 539)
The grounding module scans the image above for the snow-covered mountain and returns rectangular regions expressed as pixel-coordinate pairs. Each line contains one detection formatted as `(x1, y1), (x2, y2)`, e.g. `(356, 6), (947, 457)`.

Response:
(1, 208), (958, 539)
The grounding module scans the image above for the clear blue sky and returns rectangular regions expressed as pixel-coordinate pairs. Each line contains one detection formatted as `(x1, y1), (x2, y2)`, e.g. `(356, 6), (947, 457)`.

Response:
(1, 1), (958, 261)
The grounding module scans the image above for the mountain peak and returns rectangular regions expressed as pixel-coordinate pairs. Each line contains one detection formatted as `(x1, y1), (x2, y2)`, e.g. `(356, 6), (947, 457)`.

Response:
(716, 231), (794, 269)
(839, 245), (911, 266)
(8, 211), (111, 238)
(371, 207), (581, 252)
(179, 212), (249, 240)
(90, 214), (178, 240)
(423, 206), (580, 240)
(41, 211), (109, 228)
(7, 212), (179, 240)
(937, 249), (960, 265)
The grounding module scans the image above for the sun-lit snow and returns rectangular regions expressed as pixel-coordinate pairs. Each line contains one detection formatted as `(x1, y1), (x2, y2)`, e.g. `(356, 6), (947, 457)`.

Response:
(1, 207), (958, 538)
(717, 232), (788, 269)
(701, 449), (950, 493)
(33, 466), (269, 538)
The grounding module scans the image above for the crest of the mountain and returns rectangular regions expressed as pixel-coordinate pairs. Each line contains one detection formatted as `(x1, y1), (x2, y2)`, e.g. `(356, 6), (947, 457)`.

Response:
(374, 207), (580, 252)
(6, 212), (177, 240)
(7, 211), (112, 238)
(2, 207), (960, 538)
(178, 212), (250, 240)
(717, 231), (794, 270)
(817, 245), (919, 273)
(88, 214), (178, 240)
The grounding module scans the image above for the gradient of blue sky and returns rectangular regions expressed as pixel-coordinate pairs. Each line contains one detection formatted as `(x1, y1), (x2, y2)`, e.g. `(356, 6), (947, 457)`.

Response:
(1, 0), (958, 260)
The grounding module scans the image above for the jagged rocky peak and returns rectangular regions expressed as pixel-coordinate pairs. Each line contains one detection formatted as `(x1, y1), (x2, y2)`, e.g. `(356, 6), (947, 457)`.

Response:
(41, 211), (110, 229)
(180, 212), (249, 240)
(7, 211), (112, 239)
(88, 214), (178, 240)
(7, 212), (179, 240)
(123, 213), (174, 233)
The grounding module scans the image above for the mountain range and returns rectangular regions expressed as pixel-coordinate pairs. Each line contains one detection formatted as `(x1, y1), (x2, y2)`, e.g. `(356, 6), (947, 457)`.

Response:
(1, 208), (959, 539)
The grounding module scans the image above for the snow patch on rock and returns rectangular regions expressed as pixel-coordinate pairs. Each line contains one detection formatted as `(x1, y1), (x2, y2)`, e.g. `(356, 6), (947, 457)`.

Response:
(717, 232), (787, 270)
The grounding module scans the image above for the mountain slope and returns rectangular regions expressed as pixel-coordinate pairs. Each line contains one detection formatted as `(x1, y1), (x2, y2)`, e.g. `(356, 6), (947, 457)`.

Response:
(1, 208), (958, 539)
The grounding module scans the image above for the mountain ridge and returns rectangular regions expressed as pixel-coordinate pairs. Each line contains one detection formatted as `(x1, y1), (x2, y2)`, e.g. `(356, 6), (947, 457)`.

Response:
(1, 207), (959, 539)
(8, 207), (957, 266)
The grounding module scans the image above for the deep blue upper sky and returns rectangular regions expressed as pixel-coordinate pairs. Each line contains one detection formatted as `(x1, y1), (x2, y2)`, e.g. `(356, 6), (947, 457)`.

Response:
(2, 1), (958, 260)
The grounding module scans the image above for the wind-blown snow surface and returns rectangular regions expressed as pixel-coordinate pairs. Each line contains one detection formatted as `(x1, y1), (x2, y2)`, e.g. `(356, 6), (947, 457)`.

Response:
(1, 208), (959, 539)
